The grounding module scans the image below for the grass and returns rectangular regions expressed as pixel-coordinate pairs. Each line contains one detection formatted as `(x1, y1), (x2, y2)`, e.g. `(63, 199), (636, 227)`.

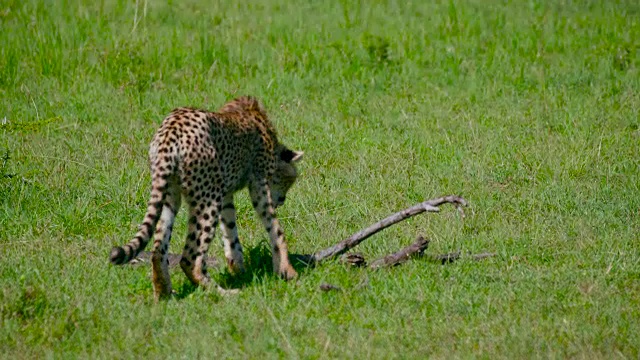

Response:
(1, 0), (639, 358)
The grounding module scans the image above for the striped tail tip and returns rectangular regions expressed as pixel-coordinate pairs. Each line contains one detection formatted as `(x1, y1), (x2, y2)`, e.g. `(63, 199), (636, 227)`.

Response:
(110, 246), (128, 265)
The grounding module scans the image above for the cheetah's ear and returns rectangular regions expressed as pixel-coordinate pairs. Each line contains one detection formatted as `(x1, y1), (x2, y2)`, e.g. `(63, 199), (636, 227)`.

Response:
(290, 151), (303, 163)
(281, 149), (304, 163)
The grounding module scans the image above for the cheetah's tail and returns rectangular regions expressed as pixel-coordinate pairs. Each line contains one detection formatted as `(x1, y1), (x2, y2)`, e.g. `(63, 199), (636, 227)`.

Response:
(110, 152), (175, 265)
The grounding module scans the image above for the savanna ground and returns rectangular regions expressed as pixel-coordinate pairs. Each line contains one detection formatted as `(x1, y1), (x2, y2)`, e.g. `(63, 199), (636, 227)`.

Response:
(1, 0), (639, 358)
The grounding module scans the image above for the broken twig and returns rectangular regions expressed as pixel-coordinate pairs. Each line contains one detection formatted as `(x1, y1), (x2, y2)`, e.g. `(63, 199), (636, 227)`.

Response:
(340, 253), (367, 267)
(369, 236), (430, 269)
(433, 251), (462, 264)
(319, 283), (342, 292)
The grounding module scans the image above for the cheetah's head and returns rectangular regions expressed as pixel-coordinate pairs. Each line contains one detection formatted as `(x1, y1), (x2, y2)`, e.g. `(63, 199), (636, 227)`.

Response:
(271, 146), (304, 208)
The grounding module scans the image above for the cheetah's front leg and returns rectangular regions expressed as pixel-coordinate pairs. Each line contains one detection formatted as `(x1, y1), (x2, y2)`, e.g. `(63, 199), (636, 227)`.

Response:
(249, 180), (297, 280)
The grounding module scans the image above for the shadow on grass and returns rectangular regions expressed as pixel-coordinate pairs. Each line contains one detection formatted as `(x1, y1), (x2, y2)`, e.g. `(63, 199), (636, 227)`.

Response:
(170, 243), (314, 300)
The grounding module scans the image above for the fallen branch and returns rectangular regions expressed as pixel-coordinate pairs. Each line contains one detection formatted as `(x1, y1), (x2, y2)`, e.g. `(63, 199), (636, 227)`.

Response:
(369, 236), (430, 269)
(305, 195), (467, 265)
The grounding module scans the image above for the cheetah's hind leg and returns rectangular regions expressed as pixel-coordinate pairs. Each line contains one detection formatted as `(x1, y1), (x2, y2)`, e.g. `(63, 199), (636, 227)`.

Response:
(178, 199), (241, 296)
(179, 192), (220, 288)
(151, 177), (181, 301)
(220, 193), (246, 275)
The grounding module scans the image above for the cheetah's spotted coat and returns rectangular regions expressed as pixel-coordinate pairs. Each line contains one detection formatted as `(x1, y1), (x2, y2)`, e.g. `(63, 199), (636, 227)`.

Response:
(110, 96), (302, 300)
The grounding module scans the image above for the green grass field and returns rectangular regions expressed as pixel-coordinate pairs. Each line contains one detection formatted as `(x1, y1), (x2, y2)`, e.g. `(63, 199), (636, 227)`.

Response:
(1, 0), (639, 358)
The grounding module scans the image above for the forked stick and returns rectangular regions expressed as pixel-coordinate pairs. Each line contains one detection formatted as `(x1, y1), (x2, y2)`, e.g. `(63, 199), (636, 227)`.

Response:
(305, 195), (467, 265)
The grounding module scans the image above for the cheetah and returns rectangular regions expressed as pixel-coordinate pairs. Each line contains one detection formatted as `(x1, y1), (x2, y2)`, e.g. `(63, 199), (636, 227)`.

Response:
(110, 96), (303, 300)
